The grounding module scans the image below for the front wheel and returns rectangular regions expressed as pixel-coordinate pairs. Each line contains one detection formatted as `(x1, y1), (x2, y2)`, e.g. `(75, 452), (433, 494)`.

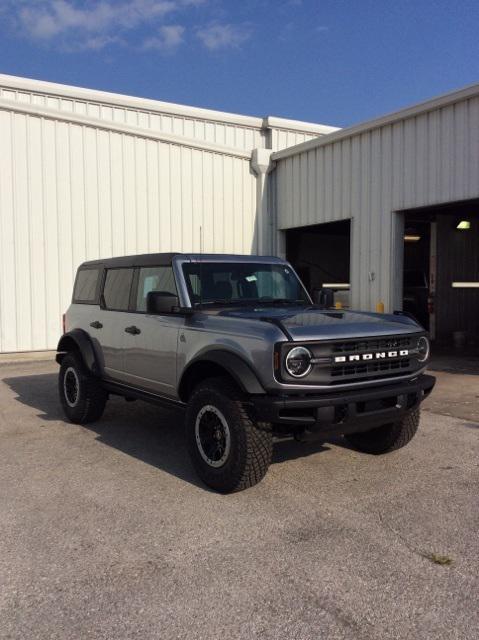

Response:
(345, 409), (420, 454)
(185, 378), (272, 493)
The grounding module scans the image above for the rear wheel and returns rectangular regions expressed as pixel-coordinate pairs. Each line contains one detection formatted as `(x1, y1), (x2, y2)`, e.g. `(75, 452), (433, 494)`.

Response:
(185, 378), (272, 493)
(59, 352), (107, 424)
(345, 409), (420, 454)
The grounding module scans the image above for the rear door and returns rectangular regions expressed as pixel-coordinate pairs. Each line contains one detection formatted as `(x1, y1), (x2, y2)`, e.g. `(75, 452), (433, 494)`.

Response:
(96, 267), (135, 382)
(122, 265), (183, 397)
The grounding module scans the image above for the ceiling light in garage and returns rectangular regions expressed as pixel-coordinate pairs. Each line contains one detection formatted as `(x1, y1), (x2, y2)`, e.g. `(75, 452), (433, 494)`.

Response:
(404, 234), (421, 242)
(456, 220), (471, 230)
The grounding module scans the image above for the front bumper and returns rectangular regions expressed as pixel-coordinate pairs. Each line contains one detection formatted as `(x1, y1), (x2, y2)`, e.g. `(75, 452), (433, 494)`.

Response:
(251, 374), (435, 437)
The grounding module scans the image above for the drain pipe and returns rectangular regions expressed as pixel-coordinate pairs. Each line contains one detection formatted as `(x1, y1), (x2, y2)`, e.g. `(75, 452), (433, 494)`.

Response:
(251, 148), (274, 255)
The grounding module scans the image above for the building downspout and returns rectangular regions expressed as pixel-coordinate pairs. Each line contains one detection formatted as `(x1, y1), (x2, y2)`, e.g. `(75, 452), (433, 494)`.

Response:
(251, 148), (274, 255)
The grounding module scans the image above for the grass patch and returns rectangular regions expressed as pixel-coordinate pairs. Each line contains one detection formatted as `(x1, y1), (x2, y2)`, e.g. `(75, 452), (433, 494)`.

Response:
(421, 551), (453, 566)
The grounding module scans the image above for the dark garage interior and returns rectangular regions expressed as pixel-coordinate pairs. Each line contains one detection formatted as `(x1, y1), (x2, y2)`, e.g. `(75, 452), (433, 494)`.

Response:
(285, 220), (351, 305)
(402, 199), (479, 348)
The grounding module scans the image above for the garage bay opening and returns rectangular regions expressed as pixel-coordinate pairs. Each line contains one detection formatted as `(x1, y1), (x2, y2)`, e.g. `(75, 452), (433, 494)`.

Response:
(402, 199), (479, 349)
(285, 220), (351, 308)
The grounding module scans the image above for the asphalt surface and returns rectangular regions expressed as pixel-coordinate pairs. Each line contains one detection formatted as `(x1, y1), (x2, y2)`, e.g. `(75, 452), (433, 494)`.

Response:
(0, 360), (478, 640)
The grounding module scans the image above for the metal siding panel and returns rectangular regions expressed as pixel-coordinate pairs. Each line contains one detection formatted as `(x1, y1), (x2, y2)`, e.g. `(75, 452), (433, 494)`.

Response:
(323, 145), (333, 221)
(55, 121), (74, 318)
(415, 113), (428, 206)
(28, 115), (48, 349)
(12, 113), (33, 350)
(440, 105), (454, 202)
(232, 156), (243, 253)
(201, 151), (214, 252)
(191, 149), (203, 252)
(42, 118), (61, 347)
(169, 144), (182, 250)
(181, 146), (193, 251)
(369, 128), (382, 308)
(158, 142), (172, 251)
(83, 126), (100, 259)
(135, 137), (149, 252)
(454, 100), (468, 202)
(97, 130), (113, 257)
(403, 117), (416, 208)
(379, 125), (393, 309)
(110, 132), (126, 255)
(332, 143), (341, 220)
(122, 135), (137, 254)
(0, 111), (17, 351)
(212, 154), (224, 252)
(146, 139), (160, 252)
(468, 97), (479, 197)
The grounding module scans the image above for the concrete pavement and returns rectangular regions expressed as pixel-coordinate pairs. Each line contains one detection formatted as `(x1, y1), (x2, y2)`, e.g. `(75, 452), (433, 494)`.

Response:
(0, 360), (478, 640)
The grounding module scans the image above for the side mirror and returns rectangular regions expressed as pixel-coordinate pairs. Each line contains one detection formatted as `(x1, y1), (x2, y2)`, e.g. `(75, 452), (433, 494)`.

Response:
(146, 291), (195, 316)
(312, 287), (334, 308)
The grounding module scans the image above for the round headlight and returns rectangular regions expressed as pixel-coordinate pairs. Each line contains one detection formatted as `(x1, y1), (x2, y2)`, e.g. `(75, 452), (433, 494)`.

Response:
(285, 346), (312, 378)
(417, 336), (430, 362)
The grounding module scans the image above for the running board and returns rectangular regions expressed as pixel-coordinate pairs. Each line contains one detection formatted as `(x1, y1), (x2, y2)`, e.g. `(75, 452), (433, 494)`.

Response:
(102, 380), (186, 411)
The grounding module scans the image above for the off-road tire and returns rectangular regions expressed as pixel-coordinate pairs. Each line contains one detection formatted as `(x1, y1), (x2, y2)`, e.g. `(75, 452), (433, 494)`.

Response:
(59, 351), (107, 424)
(345, 409), (420, 454)
(185, 377), (272, 493)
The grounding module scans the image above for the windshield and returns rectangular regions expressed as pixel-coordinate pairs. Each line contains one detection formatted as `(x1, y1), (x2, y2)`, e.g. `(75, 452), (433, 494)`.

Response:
(182, 262), (310, 306)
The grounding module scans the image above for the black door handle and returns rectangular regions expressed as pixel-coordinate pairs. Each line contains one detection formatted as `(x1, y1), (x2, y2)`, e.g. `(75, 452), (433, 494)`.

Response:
(90, 321), (103, 329)
(125, 325), (141, 335)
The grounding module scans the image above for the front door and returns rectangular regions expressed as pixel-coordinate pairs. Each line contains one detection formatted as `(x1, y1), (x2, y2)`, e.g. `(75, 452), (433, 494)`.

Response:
(122, 265), (183, 397)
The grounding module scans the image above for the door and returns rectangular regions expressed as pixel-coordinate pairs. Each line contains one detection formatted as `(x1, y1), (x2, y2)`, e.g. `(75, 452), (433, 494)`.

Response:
(96, 267), (135, 382)
(122, 265), (183, 397)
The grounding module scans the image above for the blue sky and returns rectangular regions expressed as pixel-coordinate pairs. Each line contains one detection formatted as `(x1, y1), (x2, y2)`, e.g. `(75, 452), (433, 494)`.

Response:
(0, 0), (478, 127)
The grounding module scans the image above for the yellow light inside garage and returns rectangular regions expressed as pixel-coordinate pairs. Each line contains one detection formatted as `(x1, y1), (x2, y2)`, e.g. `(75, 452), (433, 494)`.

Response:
(456, 220), (471, 230)
(404, 234), (421, 242)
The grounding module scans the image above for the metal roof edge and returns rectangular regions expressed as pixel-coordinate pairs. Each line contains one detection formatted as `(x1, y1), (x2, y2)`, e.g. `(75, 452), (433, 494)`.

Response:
(272, 82), (479, 161)
(0, 73), (265, 129)
(265, 115), (339, 135)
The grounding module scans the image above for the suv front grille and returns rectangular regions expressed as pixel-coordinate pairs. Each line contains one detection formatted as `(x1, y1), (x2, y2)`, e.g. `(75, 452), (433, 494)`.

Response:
(332, 336), (411, 354)
(331, 358), (411, 381)
(328, 335), (415, 384)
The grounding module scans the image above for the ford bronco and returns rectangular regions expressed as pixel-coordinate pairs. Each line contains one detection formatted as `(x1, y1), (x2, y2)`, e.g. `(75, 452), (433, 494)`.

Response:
(57, 253), (435, 493)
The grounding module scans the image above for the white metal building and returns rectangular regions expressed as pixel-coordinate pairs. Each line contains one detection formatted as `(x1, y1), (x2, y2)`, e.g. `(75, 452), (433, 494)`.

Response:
(0, 74), (336, 353)
(272, 83), (479, 345)
(0, 74), (478, 353)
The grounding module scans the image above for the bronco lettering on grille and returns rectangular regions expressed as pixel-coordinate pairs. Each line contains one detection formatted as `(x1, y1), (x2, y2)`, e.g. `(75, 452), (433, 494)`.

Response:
(334, 349), (409, 363)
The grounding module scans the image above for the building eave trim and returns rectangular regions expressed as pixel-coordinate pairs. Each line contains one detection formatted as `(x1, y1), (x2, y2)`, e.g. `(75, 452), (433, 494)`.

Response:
(272, 82), (479, 161)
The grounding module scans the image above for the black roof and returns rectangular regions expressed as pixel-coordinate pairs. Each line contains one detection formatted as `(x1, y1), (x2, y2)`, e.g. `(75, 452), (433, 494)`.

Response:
(80, 253), (181, 269)
(78, 253), (285, 270)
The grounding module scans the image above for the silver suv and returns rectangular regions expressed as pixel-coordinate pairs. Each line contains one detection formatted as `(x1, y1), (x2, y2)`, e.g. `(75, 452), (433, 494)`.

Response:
(57, 253), (435, 493)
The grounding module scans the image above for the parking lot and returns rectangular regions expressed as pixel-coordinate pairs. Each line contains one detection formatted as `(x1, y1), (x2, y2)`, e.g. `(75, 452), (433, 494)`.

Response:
(0, 359), (478, 640)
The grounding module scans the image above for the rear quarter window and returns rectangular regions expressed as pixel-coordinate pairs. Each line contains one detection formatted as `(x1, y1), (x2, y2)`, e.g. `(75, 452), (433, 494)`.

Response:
(73, 268), (101, 304)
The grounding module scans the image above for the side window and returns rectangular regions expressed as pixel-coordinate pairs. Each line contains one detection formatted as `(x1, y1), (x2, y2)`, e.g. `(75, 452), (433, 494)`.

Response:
(136, 266), (177, 312)
(73, 268), (101, 304)
(103, 268), (134, 311)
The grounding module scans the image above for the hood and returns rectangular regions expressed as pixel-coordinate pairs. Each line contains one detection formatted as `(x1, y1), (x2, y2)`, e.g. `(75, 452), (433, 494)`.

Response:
(210, 306), (422, 341)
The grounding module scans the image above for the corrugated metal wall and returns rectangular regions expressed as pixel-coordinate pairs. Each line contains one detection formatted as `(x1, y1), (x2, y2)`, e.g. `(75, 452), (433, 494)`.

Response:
(0, 106), (257, 352)
(273, 90), (479, 312)
(0, 75), (336, 353)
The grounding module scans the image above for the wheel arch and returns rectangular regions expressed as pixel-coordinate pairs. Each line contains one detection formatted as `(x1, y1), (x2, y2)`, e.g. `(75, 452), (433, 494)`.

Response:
(56, 329), (101, 376)
(178, 350), (266, 402)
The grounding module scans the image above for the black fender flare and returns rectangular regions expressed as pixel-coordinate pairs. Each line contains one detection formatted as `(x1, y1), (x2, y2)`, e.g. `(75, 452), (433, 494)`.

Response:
(56, 329), (101, 376)
(179, 349), (266, 399)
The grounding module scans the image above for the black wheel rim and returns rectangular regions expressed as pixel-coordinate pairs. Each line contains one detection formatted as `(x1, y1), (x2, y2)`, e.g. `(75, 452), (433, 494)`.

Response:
(64, 367), (80, 408)
(195, 405), (231, 468)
